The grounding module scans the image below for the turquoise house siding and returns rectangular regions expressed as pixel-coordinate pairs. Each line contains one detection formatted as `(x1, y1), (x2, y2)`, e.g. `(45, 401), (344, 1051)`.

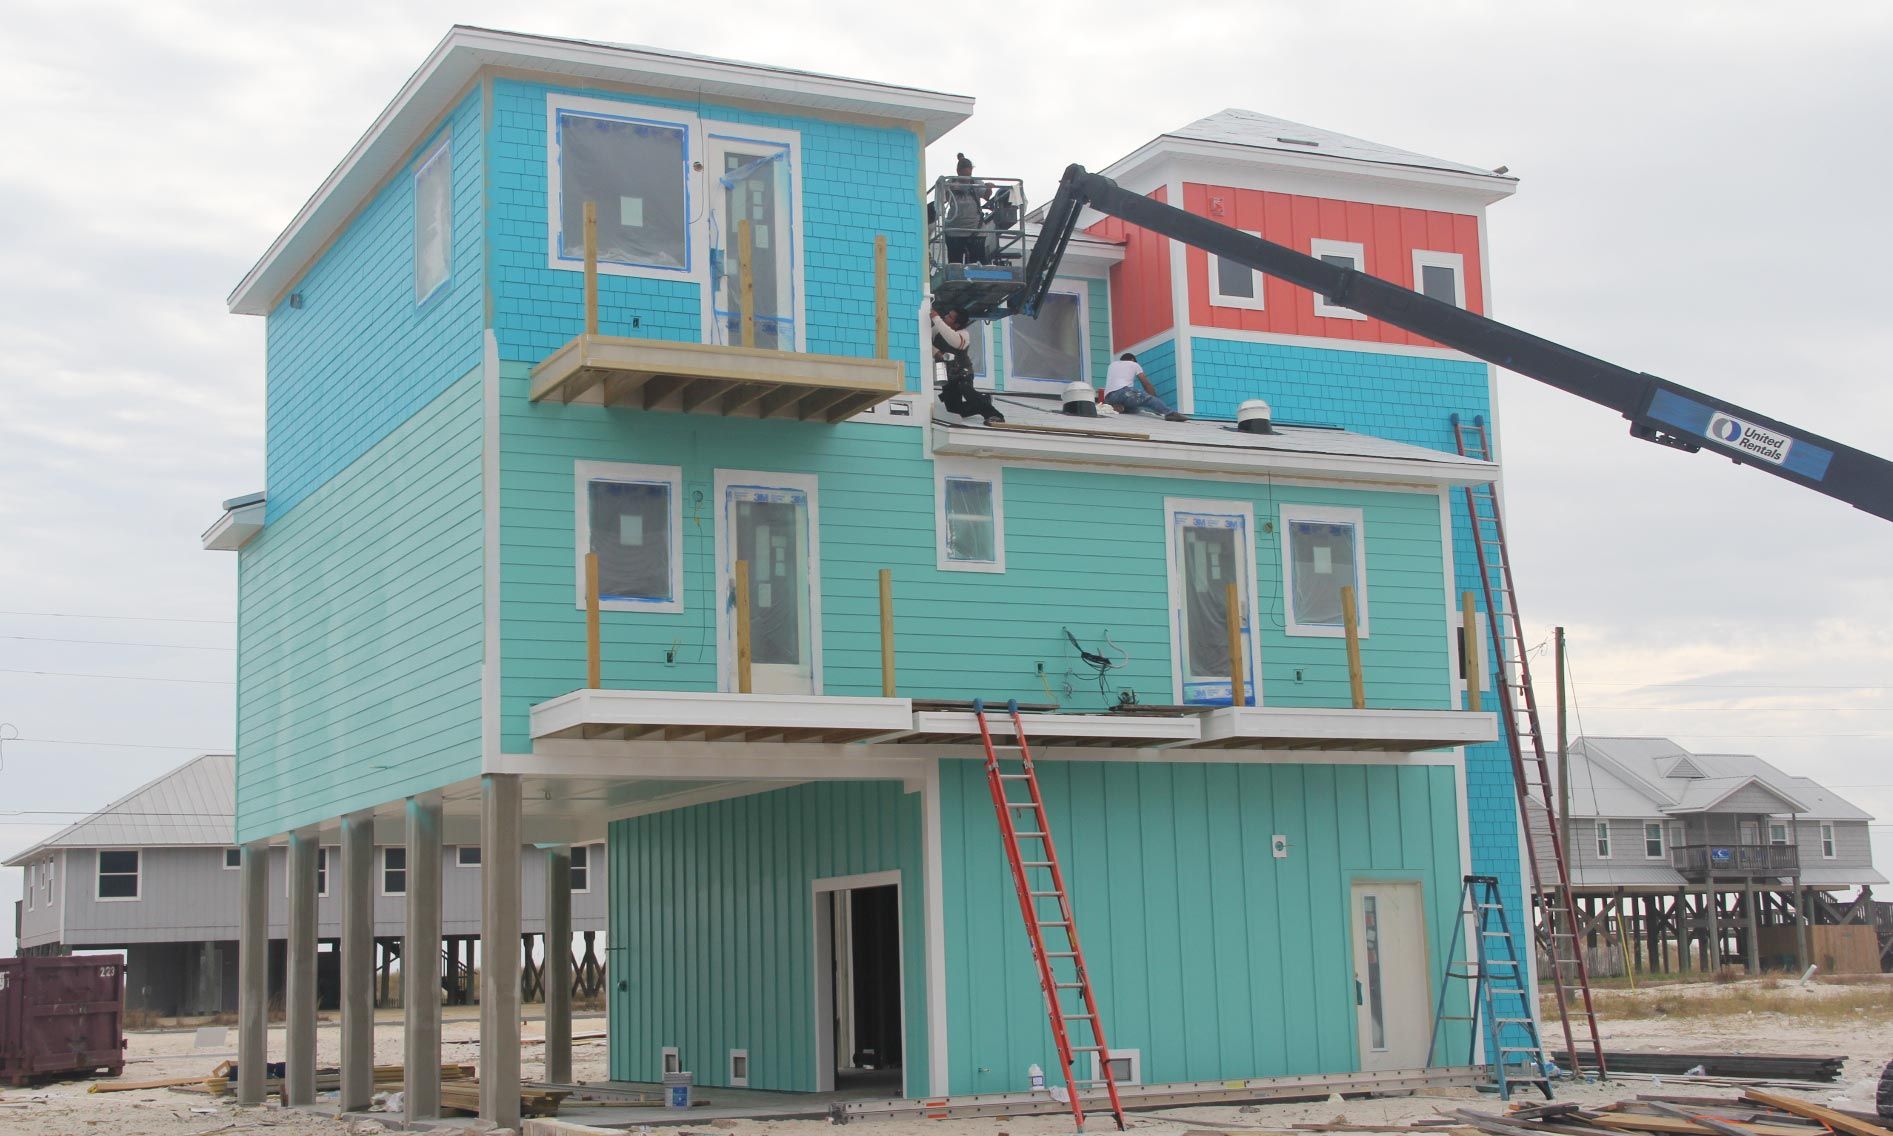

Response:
(605, 781), (928, 1092)
(938, 758), (1469, 1094)
(485, 78), (925, 389)
(1135, 336), (1179, 408)
(234, 367), (486, 842)
(497, 361), (1453, 752)
(262, 87), (484, 524)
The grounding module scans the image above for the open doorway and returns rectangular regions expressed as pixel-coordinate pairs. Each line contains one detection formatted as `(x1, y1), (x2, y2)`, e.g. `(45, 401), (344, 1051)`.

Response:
(813, 872), (903, 1095)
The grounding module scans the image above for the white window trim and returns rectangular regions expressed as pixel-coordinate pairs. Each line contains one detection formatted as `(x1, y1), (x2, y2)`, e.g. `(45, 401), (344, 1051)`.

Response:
(545, 94), (703, 285)
(1411, 249), (1465, 308)
(935, 459), (1005, 573)
(571, 844), (594, 894)
(1163, 497), (1262, 706)
(1089, 1048), (1142, 1087)
(25, 868), (32, 910)
(1643, 822), (1665, 860)
(1451, 604), (1487, 703)
(96, 848), (140, 902)
(456, 846), (482, 868)
(380, 847), (409, 897)
(1820, 822), (1836, 859)
(43, 857), (53, 902)
(1310, 238), (1368, 321)
(1768, 822), (1789, 846)
(1594, 820), (1612, 860)
(728, 1048), (750, 1087)
(287, 847), (333, 899)
(1279, 503), (1370, 639)
(575, 461), (686, 614)
(967, 320), (995, 390)
(713, 469), (824, 695)
(661, 1046), (681, 1075)
(223, 848), (242, 870)
(1208, 232), (1267, 311)
(1004, 282), (1089, 393)
(413, 133), (453, 306)
(704, 125), (808, 354)
(1670, 821), (1685, 850)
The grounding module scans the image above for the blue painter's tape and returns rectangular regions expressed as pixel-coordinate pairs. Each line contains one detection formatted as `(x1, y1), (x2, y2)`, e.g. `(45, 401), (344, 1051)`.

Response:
(1646, 389), (1834, 480)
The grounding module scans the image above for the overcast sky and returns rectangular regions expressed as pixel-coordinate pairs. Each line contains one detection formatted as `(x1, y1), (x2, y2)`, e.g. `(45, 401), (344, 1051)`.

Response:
(3, 1), (1891, 956)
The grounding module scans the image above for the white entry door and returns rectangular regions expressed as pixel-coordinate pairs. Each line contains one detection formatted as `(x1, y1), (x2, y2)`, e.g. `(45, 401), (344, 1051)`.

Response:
(708, 132), (797, 351)
(721, 474), (819, 694)
(1350, 881), (1432, 1071)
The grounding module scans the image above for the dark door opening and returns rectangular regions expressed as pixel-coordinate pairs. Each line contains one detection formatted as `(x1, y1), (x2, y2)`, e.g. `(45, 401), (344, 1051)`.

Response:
(821, 882), (902, 1094)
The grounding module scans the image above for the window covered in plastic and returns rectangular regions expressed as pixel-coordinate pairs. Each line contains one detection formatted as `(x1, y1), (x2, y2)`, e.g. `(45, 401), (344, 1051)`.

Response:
(97, 850), (138, 899)
(589, 479), (673, 604)
(1182, 523), (1240, 678)
(943, 477), (996, 564)
(558, 112), (688, 270)
(1287, 519), (1359, 628)
(414, 138), (452, 302)
(1009, 291), (1084, 383)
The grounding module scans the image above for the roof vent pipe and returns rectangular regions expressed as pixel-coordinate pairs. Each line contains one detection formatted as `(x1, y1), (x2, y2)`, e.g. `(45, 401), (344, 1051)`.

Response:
(1237, 399), (1275, 434)
(1062, 381), (1098, 417)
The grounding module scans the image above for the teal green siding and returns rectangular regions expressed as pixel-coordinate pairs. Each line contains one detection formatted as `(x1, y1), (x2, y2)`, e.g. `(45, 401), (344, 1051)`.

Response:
(606, 781), (928, 1091)
(498, 362), (1451, 751)
(235, 367), (486, 841)
(938, 759), (1468, 1094)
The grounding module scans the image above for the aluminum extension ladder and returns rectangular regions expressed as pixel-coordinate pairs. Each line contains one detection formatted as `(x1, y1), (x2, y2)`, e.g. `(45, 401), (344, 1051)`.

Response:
(973, 699), (1127, 1132)
(1429, 875), (1553, 1100)
(1451, 415), (1606, 1081)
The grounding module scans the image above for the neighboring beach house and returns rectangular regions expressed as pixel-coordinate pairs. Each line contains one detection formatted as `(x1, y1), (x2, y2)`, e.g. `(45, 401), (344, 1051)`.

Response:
(202, 26), (1522, 1126)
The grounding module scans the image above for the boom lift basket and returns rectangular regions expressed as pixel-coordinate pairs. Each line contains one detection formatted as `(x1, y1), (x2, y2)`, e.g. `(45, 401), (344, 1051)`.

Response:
(927, 175), (1029, 320)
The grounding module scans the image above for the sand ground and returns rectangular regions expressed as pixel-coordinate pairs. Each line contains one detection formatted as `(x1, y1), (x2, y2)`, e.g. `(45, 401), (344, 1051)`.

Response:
(1, 978), (1888, 1136)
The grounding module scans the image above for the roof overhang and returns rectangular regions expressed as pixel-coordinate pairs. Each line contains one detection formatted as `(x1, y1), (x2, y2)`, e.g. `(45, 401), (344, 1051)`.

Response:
(896, 710), (1200, 749)
(1101, 133), (1517, 207)
(228, 26), (974, 316)
(1661, 775), (1808, 815)
(1173, 706), (1498, 752)
(201, 491), (266, 551)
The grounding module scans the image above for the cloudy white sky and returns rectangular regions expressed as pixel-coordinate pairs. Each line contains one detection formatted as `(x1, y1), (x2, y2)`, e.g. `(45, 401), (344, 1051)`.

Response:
(2, 1), (1890, 955)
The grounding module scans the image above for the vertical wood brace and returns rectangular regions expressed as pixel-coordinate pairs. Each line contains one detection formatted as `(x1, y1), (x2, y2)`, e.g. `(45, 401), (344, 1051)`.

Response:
(739, 219), (756, 349)
(583, 201), (598, 337)
(879, 568), (896, 697)
(585, 552), (601, 689)
(1461, 590), (1481, 711)
(1225, 582), (1245, 708)
(735, 559), (753, 693)
(874, 234), (889, 360)
(1341, 584), (1366, 709)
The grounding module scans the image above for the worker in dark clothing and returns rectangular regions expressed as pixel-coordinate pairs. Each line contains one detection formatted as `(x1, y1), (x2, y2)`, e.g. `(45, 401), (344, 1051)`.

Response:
(942, 153), (991, 264)
(932, 305), (1004, 425)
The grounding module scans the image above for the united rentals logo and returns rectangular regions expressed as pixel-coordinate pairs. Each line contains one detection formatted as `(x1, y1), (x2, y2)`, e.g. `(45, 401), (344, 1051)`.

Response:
(1707, 412), (1792, 465)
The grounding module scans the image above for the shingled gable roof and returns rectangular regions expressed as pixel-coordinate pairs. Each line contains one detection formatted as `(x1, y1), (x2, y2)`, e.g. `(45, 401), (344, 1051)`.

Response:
(3, 753), (234, 865)
(1558, 737), (1871, 823)
(1171, 109), (1506, 180)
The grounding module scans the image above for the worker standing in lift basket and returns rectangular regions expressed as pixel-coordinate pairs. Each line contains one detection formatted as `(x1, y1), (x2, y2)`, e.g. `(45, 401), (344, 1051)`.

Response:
(932, 305), (1004, 425)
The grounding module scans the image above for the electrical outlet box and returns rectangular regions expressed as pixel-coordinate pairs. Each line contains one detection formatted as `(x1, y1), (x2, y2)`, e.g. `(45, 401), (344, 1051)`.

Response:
(1271, 834), (1289, 859)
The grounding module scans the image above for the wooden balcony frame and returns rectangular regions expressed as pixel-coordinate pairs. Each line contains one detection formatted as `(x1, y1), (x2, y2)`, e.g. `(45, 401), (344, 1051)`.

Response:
(1672, 842), (1800, 880)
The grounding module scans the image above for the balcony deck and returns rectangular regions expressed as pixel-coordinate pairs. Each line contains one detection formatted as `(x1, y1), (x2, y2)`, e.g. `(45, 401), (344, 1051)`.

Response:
(527, 334), (903, 422)
(1673, 843), (1800, 880)
(532, 689), (915, 744)
(1172, 706), (1499, 752)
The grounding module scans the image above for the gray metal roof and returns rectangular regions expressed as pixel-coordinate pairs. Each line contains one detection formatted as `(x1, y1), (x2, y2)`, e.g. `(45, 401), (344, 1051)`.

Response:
(1556, 737), (1873, 822)
(1167, 109), (1512, 183)
(4, 753), (233, 864)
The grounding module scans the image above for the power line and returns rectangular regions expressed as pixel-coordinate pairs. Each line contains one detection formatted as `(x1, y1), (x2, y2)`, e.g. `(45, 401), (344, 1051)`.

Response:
(1575, 681), (1893, 691)
(1574, 705), (1893, 713)
(7, 738), (228, 751)
(0, 668), (233, 686)
(0, 610), (233, 625)
(1, 635), (233, 652)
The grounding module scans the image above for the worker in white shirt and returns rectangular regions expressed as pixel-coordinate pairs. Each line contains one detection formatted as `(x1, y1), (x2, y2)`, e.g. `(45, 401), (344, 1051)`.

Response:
(1101, 352), (1186, 421)
(932, 305), (1004, 425)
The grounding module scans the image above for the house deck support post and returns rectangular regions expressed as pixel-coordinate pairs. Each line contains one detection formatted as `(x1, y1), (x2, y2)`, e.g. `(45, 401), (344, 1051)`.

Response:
(480, 774), (523, 1129)
(545, 844), (574, 1086)
(285, 830), (319, 1106)
(236, 840), (269, 1106)
(1676, 887), (1691, 973)
(404, 795), (443, 1121)
(339, 811), (375, 1112)
(1340, 584), (1364, 709)
(1796, 883), (1812, 970)
(1745, 877), (1761, 974)
(1705, 883), (1723, 971)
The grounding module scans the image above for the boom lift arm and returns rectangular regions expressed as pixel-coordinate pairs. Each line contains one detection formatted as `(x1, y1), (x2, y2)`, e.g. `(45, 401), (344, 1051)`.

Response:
(1013, 165), (1893, 522)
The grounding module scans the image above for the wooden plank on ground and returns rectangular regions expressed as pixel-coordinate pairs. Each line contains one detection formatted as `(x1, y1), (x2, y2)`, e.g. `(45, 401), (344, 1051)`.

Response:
(1743, 1090), (1893, 1136)
(90, 1074), (216, 1093)
(1592, 1112), (1814, 1136)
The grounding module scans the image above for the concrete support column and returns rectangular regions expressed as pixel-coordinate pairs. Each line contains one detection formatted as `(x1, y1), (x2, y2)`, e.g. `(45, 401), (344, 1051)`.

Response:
(545, 845), (574, 1086)
(339, 812), (375, 1113)
(1744, 878), (1761, 974)
(404, 796), (444, 1121)
(236, 840), (270, 1106)
(285, 831), (320, 1106)
(480, 774), (523, 1129)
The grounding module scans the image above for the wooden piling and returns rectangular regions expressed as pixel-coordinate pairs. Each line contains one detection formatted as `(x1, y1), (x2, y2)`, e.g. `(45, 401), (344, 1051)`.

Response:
(584, 552), (601, 689)
(1225, 582), (1245, 707)
(583, 201), (598, 337)
(1341, 584), (1365, 709)
(734, 559), (753, 694)
(738, 219), (756, 349)
(1460, 590), (1480, 711)
(879, 568), (896, 697)
(873, 235), (889, 360)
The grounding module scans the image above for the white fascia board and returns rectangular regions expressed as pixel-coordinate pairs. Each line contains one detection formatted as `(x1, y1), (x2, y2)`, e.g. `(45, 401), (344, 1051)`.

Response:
(1182, 706), (1498, 750)
(905, 710), (1201, 747)
(228, 25), (974, 315)
(201, 499), (266, 551)
(930, 423), (1497, 488)
(530, 688), (915, 739)
(1101, 135), (1516, 207)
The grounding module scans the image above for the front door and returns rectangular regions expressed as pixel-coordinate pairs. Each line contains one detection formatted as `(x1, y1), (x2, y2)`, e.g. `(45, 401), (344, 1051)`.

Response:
(723, 479), (817, 694)
(709, 134), (796, 351)
(1170, 507), (1257, 705)
(1351, 881), (1432, 1071)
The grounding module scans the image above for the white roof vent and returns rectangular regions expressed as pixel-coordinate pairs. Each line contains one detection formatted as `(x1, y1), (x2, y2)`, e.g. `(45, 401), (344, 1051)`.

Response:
(1062, 381), (1098, 417)
(1236, 398), (1275, 434)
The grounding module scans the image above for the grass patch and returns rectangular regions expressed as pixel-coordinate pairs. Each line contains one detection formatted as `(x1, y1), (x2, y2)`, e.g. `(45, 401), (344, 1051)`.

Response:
(1552, 983), (1893, 1021)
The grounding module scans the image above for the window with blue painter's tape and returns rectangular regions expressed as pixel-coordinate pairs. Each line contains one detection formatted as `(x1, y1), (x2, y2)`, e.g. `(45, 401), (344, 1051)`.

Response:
(1007, 287), (1086, 390)
(413, 135), (452, 304)
(1280, 503), (1368, 638)
(576, 461), (685, 614)
(553, 106), (691, 272)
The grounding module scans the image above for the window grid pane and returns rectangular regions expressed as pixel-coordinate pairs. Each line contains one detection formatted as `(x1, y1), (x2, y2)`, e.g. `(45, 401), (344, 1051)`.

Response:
(1288, 521), (1358, 627)
(590, 480), (672, 602)
(944, 478), (996, 562)
(414, 142), (452, 300)
(559, 114), (688, 269)
(1010, 293), (1083, 383)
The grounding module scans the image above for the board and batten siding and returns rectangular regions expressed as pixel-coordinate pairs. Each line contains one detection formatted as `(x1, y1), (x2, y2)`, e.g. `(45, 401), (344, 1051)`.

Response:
(496, 363), (1452, 751)
(937, 758), (1469, 1094)
(236, 367), (486, 842)
(605, 781), (928, 1092)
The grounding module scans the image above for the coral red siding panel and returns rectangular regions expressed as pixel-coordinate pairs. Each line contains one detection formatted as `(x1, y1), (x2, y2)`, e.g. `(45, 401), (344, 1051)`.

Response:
(1174, 183), (1484, 347)
(1089, 185), (1174, 351)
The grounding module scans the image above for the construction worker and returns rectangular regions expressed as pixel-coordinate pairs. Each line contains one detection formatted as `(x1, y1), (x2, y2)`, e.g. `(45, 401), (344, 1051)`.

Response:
(932, 305), (1004, 425)
(942, 153), (992, 264)
(1101, 352), (1187, 421)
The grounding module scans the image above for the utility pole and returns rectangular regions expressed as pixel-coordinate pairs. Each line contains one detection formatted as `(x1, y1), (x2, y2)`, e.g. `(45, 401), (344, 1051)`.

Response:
(1555, 627), (1571, 867)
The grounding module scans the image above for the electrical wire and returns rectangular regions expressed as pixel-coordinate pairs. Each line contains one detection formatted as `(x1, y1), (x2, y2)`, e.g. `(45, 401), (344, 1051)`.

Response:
(0, 668), (231, 685)
(0, 610), (232, 624)
(1, 635), (233, 651)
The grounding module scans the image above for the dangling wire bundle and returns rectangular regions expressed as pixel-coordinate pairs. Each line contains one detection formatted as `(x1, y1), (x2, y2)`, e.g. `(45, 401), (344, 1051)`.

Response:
(1062, 628), (1130, 706)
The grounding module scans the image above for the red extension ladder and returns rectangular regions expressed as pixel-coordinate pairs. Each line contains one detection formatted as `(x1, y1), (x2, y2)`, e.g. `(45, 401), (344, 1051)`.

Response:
(974, 699), (1127, 1131)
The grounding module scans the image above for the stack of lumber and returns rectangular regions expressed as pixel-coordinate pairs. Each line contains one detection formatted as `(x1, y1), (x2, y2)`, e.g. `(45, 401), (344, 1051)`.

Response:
(1450, 1089), (1890, 1136)
(1578, 1053), (1847, 1083)
(439, 1081), (569, 1118)
(94, 1061), (477, 1097)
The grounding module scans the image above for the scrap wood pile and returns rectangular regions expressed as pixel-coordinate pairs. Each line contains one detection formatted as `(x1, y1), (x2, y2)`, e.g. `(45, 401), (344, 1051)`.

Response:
(1451, 1089), (1891, 1136)
(1579, 1053), (1848, 1084)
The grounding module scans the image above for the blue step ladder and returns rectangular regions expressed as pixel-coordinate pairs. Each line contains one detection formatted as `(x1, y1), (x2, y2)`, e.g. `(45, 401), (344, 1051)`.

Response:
(1428, 874), (1553, 1101)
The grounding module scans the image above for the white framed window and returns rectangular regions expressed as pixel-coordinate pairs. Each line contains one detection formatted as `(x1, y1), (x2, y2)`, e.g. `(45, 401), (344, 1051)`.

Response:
(1209, 233), (1267, 311)
(413, 134), (453, 304)
(935, 460), (1004, 572)
(285, 847), (331, 898)
(729, 1049), (750, 1087)
(1280, 504), (1368, 638)
(1006, 285), (1087, 391)
(1411, 249), (1464, 308)
(1165, 498), (1259, 706)
(1768, 822), (1789, 846)
(571, 844), (593, 894)
(224, 848), (242, 870)
(576, 462), (685, 614)
(547, 95), (697, 279)
(1594, 820), (1611, 859)
(43, 858), (52, 903)
(97, 849), (139, 901)
(661, 1046), (681, 1075)
(1644, 822), (1664, 859)
(1670, 821), (1685, 850)
(381, 847), (408, 896)
(1820, 823), (1836, 858)
(1089, 1048), (1141, 1086)
(1310, 238), (1368, 320)
(456, 846), (482, 868)
(706, 127), (805, 352)
(966, 320), (993, 389)
(25, 868), (32, 910)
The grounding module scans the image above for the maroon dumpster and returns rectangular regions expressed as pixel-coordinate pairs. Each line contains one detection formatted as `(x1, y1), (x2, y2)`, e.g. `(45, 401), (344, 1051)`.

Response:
(0, 954), (127, 1085)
